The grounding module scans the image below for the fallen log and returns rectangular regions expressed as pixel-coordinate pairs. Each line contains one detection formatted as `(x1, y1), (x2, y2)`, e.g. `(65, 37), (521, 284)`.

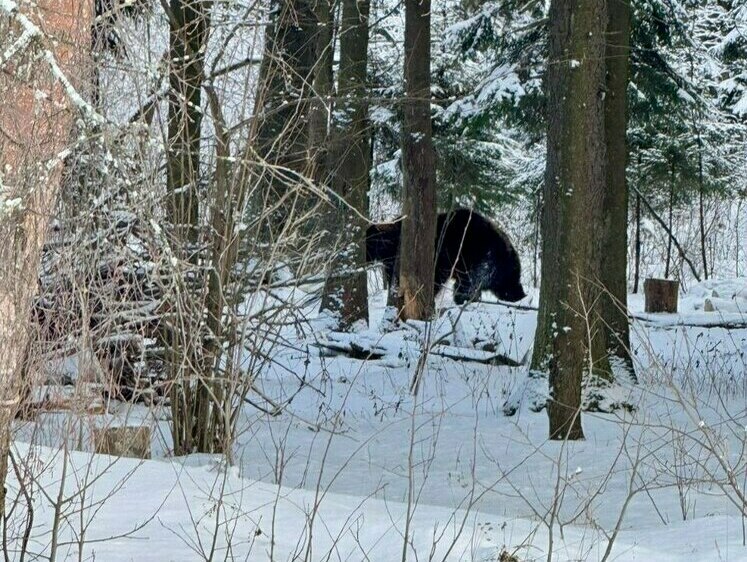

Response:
(315, 338), (388, 360)
(475, 300), (747, 330)
(429, 344), (523, 367)
(314, 336), (523, 366)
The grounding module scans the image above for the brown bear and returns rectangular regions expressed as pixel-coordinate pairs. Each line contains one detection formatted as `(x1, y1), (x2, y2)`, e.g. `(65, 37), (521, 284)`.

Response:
(366, 208), (526, 304)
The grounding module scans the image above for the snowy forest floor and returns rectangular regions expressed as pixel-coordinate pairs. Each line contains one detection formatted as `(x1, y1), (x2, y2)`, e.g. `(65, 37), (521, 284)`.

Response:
(10, 276), (747, 561)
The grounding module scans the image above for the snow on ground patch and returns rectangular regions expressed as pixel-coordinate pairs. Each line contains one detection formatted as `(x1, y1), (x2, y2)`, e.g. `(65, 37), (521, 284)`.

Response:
(8, 438), (747, 561)
(22, 277), (747, 560)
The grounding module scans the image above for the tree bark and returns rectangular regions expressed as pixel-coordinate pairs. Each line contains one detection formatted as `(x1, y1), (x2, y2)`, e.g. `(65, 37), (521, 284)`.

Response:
(319, 0), (371, 329)
(399, 0), (437, 321)
(601, 0), (635, 380)
(634, 191), (641, 293)
(531, 0), (609, 441)
(167, 0), (208, 249)
(0, 0), (92, 514)
(308, 0), (334, 180)
(665, 160), (675, 278)
(252, 0), (318, 244)
(165, 0), (213, 455)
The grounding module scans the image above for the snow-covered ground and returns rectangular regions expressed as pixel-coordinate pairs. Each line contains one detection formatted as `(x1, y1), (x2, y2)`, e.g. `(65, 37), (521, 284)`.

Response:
(12, 277), (747, 561)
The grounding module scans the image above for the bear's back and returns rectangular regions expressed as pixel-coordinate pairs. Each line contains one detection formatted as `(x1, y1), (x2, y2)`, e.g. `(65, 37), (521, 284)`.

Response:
(437, 209), (512, 257)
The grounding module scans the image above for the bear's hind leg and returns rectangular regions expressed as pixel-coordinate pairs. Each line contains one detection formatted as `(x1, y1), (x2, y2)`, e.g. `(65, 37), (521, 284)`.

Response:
(453, 274), (479, 305)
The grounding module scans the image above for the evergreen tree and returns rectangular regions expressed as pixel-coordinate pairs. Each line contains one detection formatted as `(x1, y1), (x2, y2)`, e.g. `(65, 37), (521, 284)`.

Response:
(532, 0), (609, 440)
(443, 0), (745, 238)
(369, 0), (536, 214)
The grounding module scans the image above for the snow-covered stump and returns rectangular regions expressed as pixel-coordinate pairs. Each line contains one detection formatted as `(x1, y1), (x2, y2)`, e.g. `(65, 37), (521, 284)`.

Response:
(644, 278), (679, 313)
(94, 426), (151, 459)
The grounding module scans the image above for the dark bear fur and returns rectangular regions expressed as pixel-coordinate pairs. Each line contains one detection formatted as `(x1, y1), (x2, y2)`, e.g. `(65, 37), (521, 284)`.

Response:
(366, 208), (526, 304)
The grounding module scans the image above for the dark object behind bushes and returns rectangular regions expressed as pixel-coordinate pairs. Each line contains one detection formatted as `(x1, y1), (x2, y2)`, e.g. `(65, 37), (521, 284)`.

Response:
(366, 208), (526, 304)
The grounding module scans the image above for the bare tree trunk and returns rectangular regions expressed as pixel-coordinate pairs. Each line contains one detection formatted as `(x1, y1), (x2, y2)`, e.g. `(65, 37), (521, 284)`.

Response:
(531, 0), (609, 441)
(0, 0), (92, 514)
(697, 126), (708, 279)
(688, 48), (709, 281)
(533, 189), (542, 288)
(309, 0), (334, 180)
(320, 0), (371, 329)
(601, 0), (635, 381)
(634, 191), (642, 293)
(165, 0), (212, 456)
(167, 0), (207, 248)
(737, 199), (742, 277)
(252, 0), (319, 244)
(399, 0), (437, 321)
(665, 161), (675, 278)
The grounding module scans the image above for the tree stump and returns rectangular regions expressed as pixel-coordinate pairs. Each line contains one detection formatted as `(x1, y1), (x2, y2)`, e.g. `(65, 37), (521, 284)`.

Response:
(644, 278), (679, 313)
(94, 426), (151, 459)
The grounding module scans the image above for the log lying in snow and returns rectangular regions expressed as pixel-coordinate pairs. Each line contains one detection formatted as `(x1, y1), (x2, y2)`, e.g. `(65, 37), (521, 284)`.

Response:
(632, 313), (747, 330)
(315, 335), (523, 366)
(315, 338), (388, 360)
(470, 299), (747, 330)
(429, 344), (523, 367)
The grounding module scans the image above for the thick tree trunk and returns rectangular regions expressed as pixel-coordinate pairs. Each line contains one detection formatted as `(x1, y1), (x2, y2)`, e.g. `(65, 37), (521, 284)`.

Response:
(531, 0), (609, 441)
(399, 0), (437, 321)
(601, 0), (635, 380)
(308, 0), (334, 180)
(0, 0), (92, 514)
(252, 0), (318, 245)
(319, 0), (371, 329)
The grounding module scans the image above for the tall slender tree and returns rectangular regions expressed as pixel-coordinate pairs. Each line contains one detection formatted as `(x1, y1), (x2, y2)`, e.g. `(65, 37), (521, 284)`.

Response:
(320, 0), (371, 328)
(308, 0), (334, 179)
(165, 0), (213, 455)
(399, 0), (437, 321)
(531, 0), (609, 440)
(600, 0), (636, 381)
(167, 0), (208, 249)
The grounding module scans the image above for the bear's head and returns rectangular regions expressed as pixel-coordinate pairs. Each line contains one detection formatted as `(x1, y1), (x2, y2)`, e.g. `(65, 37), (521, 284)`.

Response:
(497, 281), (527, 303)
(494, 233), (527, 302)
